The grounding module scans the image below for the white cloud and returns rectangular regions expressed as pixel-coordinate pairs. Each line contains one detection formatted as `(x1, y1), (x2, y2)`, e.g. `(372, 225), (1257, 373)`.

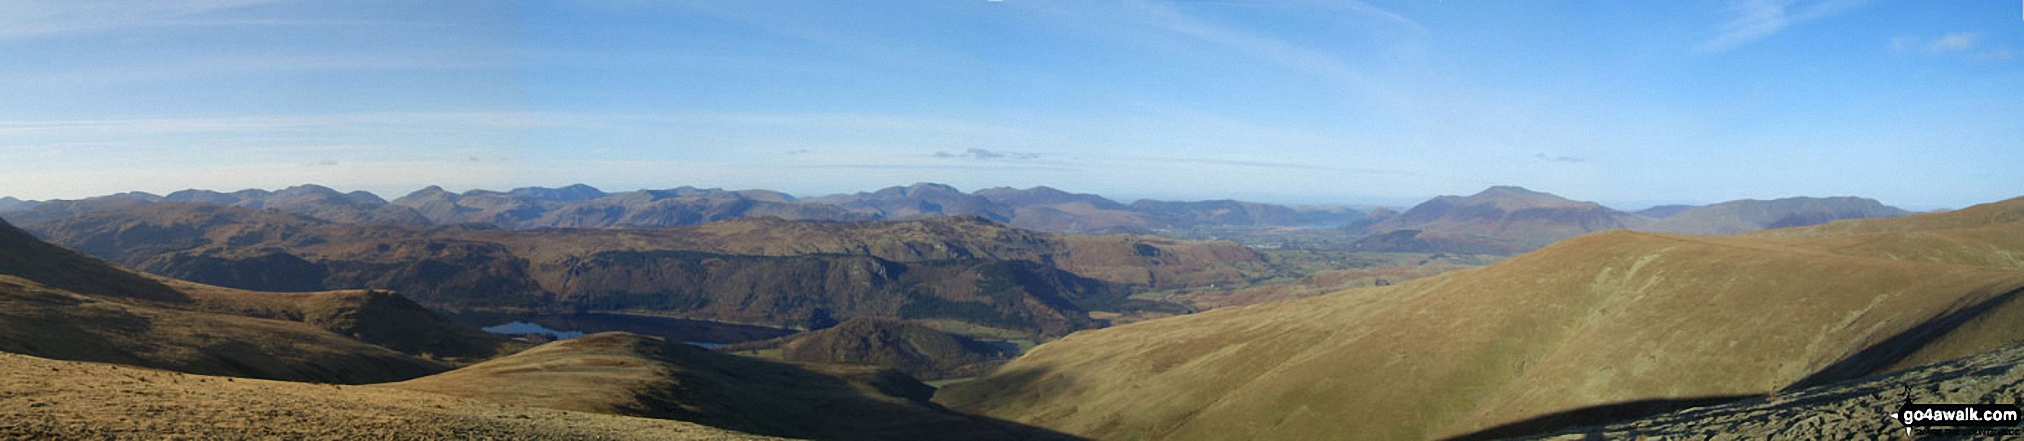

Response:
(1700, 0), (1873, 53)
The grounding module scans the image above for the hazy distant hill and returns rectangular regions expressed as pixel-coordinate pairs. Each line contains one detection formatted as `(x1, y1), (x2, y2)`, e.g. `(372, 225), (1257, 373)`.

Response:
(391, 185), (876, 228)
(1348, 186), (1645, 254)
(1634, 204), (1697, 219)
(1130, 199), (1363, 228)
(0, 216), (509, 384)
(16, 204), (1268, 339)
(0, 197), (35, 213)
(160, 184), (433, 225)
(804, 183), (1017, 222)
(1637, 196), (1910, 235)
(973, 186), (1163, 233)
(941, 195), (2024, 440)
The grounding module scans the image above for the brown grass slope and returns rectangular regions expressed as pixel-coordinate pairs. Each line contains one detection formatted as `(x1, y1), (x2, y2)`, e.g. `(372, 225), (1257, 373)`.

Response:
(939, 199), (2024, 440)
(0, 217), (508, 383)
(0, 351), (784, 440)
(392, 332), (1080, 441)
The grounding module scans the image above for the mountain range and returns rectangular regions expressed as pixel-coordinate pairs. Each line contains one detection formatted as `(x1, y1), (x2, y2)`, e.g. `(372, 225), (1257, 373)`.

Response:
(0, 183), (1363, 235)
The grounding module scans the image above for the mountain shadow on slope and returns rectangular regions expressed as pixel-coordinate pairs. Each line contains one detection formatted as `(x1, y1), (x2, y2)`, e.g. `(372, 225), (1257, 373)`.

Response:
(0, 218), (494, 383)
(727, 318), (1016, 380)
(391, 332), (1082, 441)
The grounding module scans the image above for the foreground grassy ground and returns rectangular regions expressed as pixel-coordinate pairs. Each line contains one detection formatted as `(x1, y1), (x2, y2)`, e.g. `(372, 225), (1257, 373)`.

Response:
(0, 351), (786, 441)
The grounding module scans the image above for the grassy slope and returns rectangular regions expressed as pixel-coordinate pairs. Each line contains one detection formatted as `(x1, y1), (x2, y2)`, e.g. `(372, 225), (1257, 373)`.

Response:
(391, 332), (1077, 441)
(939, 197), (2024, 440)
(0, 351), (783, 440)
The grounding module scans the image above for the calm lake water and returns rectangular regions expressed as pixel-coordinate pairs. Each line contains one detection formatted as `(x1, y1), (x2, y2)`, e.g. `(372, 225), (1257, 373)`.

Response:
(480, 321), (584, 339)
(456, 312), (798, 345)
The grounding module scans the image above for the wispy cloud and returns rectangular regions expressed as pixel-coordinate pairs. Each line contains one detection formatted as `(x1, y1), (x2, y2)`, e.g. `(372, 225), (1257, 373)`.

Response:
(1927, 32), (1979, 52)
(0, 0), (295, 40)
(1134, 0), (1382, 91)
(1889, 32), (2011, 61)
(932, 148), (1041, 161)
(1535, 153), (1584, 163)
(1699, 0), (1872, 53)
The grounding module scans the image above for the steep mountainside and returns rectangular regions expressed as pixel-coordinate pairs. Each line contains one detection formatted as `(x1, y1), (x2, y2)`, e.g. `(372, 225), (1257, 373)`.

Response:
(1350, 186), (1646, 254)
(18, 204), (1266, 339)
(391, 332), (1076, 441)
(940, 196), (2024, 440)
(1638, 196), (1910, 235)
(0, 217), (507, 384)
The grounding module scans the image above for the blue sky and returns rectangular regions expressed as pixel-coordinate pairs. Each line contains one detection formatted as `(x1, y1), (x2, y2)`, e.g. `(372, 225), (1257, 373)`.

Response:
(0, 0), (2017, 209)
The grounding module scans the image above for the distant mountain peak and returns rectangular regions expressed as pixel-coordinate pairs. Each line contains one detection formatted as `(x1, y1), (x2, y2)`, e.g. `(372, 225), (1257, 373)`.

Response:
(279, 183), (339, 194)
(1444, 186), (1595, 211)
(905, 182), (962, 195)
(508, 184), (606, 202)
(1479, 185), (1540, 195)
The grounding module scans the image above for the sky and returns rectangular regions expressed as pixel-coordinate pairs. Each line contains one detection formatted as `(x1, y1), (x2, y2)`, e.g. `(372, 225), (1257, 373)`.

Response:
(0, 1), (2018, 210)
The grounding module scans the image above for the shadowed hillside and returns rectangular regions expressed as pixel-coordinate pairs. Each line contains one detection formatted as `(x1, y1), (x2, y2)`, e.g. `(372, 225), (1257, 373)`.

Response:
(392, 332), (1080, 441)
(728, 318), (1016, 380)
(940, 196), (2024, 440)
(0, 217), (509, 383)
